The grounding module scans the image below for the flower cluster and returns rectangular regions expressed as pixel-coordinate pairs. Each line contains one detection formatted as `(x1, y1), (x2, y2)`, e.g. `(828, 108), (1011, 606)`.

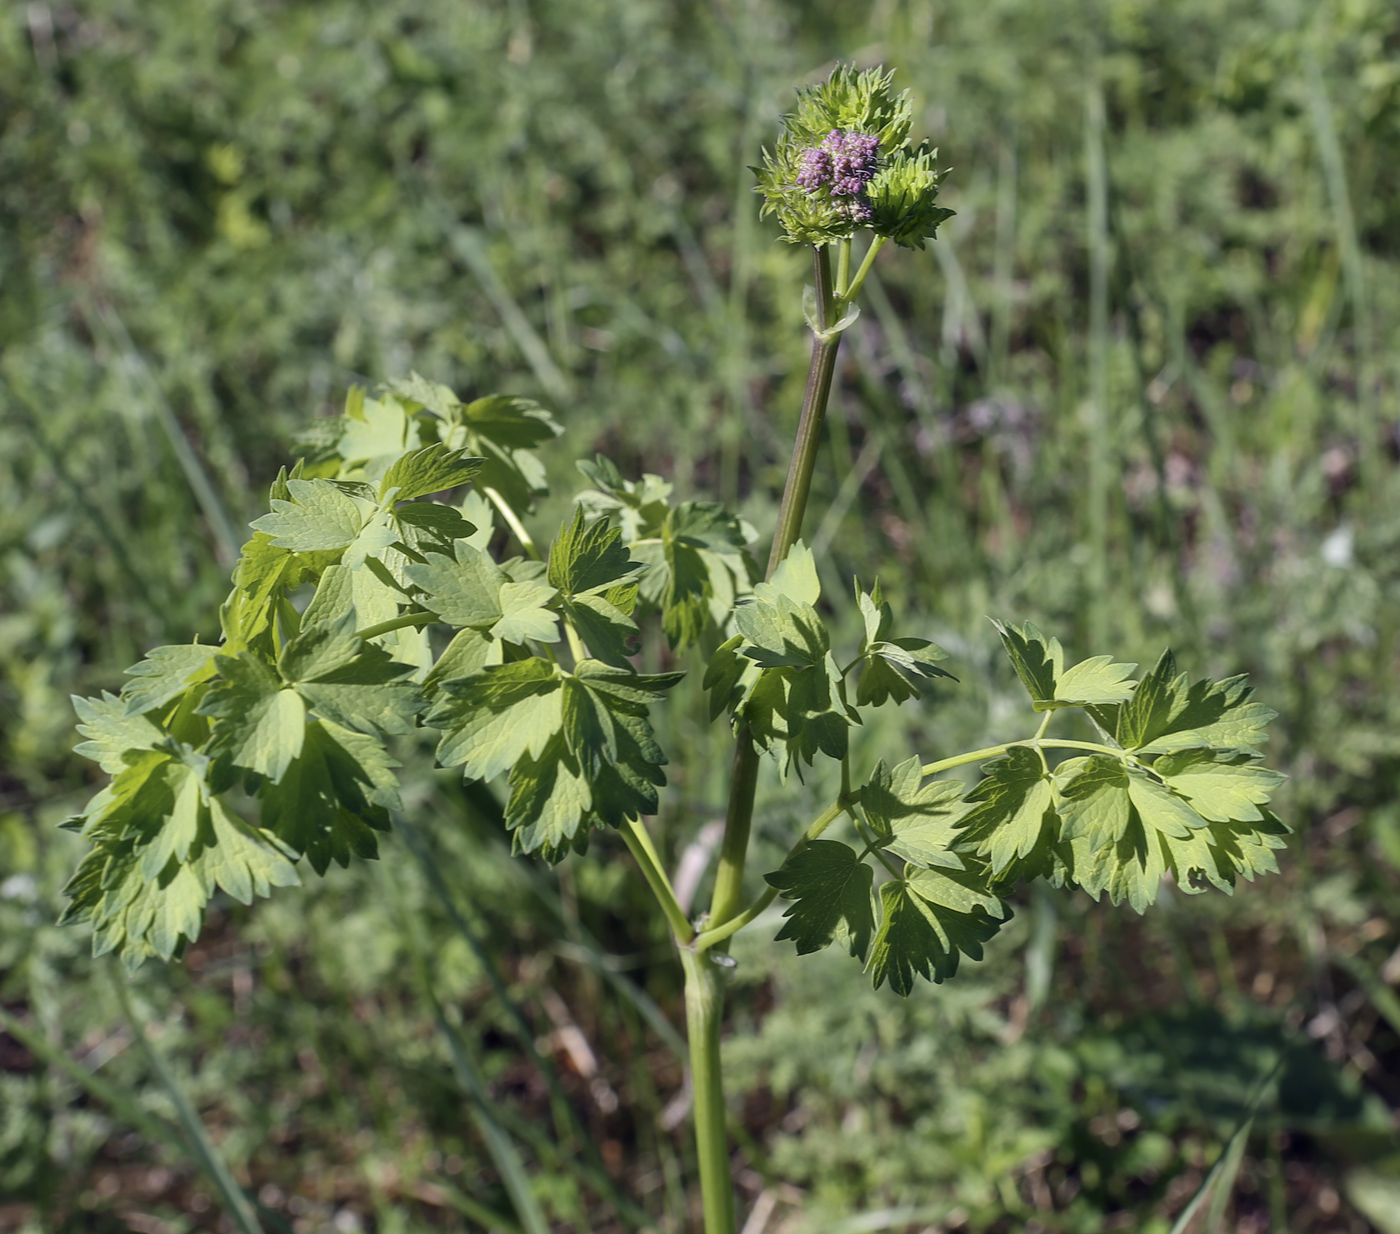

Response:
(754, 64), (954, 248)
(795, 130), (880, 222)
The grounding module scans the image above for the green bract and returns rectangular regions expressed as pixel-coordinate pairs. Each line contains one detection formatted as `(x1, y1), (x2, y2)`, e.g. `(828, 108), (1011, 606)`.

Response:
(755, 64), (953, 247)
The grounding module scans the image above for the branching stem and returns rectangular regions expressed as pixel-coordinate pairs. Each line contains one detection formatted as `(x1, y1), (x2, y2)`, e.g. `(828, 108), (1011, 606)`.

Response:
(483, 485), (541, 560)
(355, 609), (437, 641)
(841, 234), (887, 308)
(921, 737), (1141, 779)
(686, 242), (847, 1234)
(694, 797), (847, 953)
(620, 817), (694, 945)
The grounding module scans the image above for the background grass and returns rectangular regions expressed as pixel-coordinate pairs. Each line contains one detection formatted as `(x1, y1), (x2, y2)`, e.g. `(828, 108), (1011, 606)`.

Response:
(2, 0), (1399, 1231)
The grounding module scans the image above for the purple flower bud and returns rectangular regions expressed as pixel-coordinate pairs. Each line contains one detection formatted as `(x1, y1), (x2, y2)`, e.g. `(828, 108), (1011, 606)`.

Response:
(821, 130), (879, 197)
(794, 129), (880, 227)
(796, 146), (832, 191)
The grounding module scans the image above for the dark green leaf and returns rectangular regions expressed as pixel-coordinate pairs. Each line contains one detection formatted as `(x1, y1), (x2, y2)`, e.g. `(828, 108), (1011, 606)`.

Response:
(765, 840), (875, 958)
(869, 870), (1007, 995)
(955, 745), (1057, 876)
(992, 620), (1136, 712)
(548, 506), (640, 596)
(257, 719), (400, 875)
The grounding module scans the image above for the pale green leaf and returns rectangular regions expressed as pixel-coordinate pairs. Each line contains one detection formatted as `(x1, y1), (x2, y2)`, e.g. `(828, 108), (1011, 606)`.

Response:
(121, 644), (220, 717)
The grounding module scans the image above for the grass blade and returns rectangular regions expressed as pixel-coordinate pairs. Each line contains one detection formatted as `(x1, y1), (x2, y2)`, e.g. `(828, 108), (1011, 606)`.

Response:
(110, 968), (266, 1234)
(445, 224), (572, 405)
(1166, 1114), (1252, 1234)
(384, 859), (551, 1234)
(0, 1003), (182, 1154)
(396, 815), (656, 1227)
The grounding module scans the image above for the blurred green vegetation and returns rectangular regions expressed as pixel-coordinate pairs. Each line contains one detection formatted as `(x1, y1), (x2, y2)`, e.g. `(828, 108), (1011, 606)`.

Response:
(2, 0), (1399, 1231)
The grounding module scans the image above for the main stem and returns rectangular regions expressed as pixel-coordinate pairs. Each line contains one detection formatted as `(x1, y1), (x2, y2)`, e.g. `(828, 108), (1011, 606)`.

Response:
(686, 244), (843, 1234)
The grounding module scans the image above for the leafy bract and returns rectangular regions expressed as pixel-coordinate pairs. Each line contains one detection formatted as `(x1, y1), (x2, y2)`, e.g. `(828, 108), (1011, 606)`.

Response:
(855, 581), (953, 707)
(993, 620), (1137, 712)
(765, 840), (874, 959)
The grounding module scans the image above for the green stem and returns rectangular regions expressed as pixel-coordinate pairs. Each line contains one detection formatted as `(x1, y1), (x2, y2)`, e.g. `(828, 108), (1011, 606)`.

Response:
(563, 617), (588, 665)
(620, 817), (694, 944)
(354, 609), (437, 642)
(835, 236), (852, 299)
(694, 798), (846, 953)
(764, 244), (842, 578)
(921, 737), (1136, 778)
(707, 733), (761, 933)
(853, 813), (904, 881)
(680, 948), (735, 1234)
(841, 234), (887, 309)
(688, 243), (844, 1234)
(484, 484), (541, 560)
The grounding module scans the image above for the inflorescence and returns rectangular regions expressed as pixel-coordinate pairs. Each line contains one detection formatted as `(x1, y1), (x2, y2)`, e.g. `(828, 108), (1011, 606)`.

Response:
(796, 129), (880, 222)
